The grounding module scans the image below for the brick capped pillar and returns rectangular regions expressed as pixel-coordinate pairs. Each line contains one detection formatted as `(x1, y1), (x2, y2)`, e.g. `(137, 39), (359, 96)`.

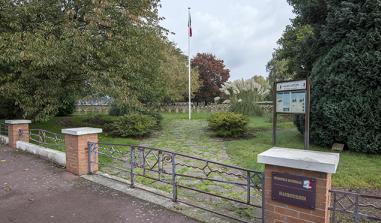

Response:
(62, 127), (102, 176)
(5, 120), (31, 148)
(258, 147), (339, 223)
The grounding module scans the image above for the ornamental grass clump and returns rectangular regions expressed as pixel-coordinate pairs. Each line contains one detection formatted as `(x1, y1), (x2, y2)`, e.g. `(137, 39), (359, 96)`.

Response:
(220, 78), (270, 116)
(208, 112), (249, 138)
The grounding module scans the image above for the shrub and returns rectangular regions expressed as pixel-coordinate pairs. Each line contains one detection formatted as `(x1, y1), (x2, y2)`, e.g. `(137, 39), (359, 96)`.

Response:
(109, 103), (128, 116)
(110, 114), (156, 137)
(141, 111), (162, 128)
(109, 103), (151, 116)
(208, 112), (248, 137)
(109, 103), (161, 127)
(56, 96), (76, 116)
(84, 115), (114, 127)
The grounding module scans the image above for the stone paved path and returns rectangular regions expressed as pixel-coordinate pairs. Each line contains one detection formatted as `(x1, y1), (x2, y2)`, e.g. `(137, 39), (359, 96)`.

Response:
(0, 146), (199, 223)
(136, 119), (261, 222)
(141, 119), (232, 164)
(99, 119), (262, 222)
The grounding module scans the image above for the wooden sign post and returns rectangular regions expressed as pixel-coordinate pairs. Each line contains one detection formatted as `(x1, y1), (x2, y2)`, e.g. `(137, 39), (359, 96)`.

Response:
(272, 79), (310, 150)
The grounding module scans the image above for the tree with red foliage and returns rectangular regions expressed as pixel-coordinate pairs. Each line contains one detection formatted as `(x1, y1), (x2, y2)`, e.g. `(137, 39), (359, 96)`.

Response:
(191, 53), (230, 105)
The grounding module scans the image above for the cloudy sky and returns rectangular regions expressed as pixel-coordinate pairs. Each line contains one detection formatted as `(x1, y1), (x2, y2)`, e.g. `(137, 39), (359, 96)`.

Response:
(159, 0), (295, 80)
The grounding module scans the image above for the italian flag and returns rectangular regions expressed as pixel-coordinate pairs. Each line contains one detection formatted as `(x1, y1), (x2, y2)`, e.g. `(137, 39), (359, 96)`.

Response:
(188, 11), (192, 37)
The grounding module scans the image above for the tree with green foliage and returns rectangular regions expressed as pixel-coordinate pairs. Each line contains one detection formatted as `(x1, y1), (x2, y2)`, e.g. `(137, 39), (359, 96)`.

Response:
(266, 24), (314, 85)
(0, 0), (193, 121)
(269, 0), (381, 154)
(159, 42), (200, 102)
(0, 0), (92, 120)
(67, 0), (167, 110)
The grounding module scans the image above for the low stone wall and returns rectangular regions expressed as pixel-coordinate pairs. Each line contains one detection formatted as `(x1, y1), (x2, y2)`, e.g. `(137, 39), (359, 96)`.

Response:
(256, 101), (273, 113)
(16, 141), (66, 166)
(74, 102), (274, 114)
(154, 103), (230, 113)
(155, 102), (273, 113)
(75, 105), (110, 114)
(74, 103), (230, 114)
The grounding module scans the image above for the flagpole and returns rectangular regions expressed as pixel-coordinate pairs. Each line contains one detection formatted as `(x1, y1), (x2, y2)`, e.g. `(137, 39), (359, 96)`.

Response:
(188, 7), (192, 120)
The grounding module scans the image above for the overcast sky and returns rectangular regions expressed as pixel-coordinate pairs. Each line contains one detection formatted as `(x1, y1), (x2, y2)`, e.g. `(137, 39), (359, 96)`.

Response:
(159, 0), (295, 80)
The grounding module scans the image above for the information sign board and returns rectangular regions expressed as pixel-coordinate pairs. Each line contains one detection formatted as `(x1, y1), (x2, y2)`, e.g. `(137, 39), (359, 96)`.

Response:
(276, 80), (306, 91)
(276, 80), (306, 114)
(276, 91), (306, 113)
(273, 79), (310, 150)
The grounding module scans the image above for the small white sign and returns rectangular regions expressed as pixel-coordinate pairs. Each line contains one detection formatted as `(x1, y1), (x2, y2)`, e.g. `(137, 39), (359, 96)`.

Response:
(277, 80), (307, 91)
(303, 180), (312, 189)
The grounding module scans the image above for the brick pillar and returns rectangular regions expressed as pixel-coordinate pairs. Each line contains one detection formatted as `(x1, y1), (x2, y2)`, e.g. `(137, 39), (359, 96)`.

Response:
(5, 120), (31, 148)
(62, 127), (102, 176)
(258, 147), (339, 223)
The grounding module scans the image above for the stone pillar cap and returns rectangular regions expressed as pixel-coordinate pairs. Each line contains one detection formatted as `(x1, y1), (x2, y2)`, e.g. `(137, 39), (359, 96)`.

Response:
(61, 127), (102, 136)
(5, 120), (32, 124)
(258, 147), (340, 174)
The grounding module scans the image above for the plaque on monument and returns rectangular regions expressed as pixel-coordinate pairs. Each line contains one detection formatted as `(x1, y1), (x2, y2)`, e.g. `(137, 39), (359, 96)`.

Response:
(271, 172), (316, 209)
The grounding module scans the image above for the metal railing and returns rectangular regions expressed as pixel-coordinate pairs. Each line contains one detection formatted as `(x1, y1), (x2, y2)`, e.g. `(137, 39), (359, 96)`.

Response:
(18, 129), (65, 150)
(330, 190), (381, 222)
(0, 122), (8, 136)
(0, 123), (8, 144)
(88, 142), (264, 223)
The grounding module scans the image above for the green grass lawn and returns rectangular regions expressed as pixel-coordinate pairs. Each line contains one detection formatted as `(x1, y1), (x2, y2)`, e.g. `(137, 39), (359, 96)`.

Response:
(225, 128), (381, 189)
(29, 112), (381, 189)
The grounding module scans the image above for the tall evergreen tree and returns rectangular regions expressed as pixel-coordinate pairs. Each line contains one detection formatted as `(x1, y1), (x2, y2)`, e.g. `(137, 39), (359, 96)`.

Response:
(268, 0), (381, 153)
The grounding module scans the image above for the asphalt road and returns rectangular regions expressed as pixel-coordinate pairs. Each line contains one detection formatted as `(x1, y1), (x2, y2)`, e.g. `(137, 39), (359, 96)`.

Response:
(0, 146), (199, 223)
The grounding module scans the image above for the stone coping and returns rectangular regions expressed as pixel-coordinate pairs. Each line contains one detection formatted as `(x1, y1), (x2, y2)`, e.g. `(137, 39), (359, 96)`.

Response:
(61, 127), (102, 136)
(257, 147), (340, 174)
(17, 141), (66, 167)
(5, 120), (32, 124)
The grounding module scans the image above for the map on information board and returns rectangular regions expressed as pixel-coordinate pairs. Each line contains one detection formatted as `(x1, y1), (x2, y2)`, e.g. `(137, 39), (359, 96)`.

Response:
(276, 91), (306, 113)
(290, 92), (305, 113)
(276, 92), (290, 112)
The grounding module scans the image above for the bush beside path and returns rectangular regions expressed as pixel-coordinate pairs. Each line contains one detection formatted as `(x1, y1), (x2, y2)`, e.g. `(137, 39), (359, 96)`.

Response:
(28, 113), (381, 189)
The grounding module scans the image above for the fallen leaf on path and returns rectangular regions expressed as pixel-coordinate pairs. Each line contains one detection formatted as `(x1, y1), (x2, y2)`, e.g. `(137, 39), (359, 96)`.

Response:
(3, 185), (12, 192)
